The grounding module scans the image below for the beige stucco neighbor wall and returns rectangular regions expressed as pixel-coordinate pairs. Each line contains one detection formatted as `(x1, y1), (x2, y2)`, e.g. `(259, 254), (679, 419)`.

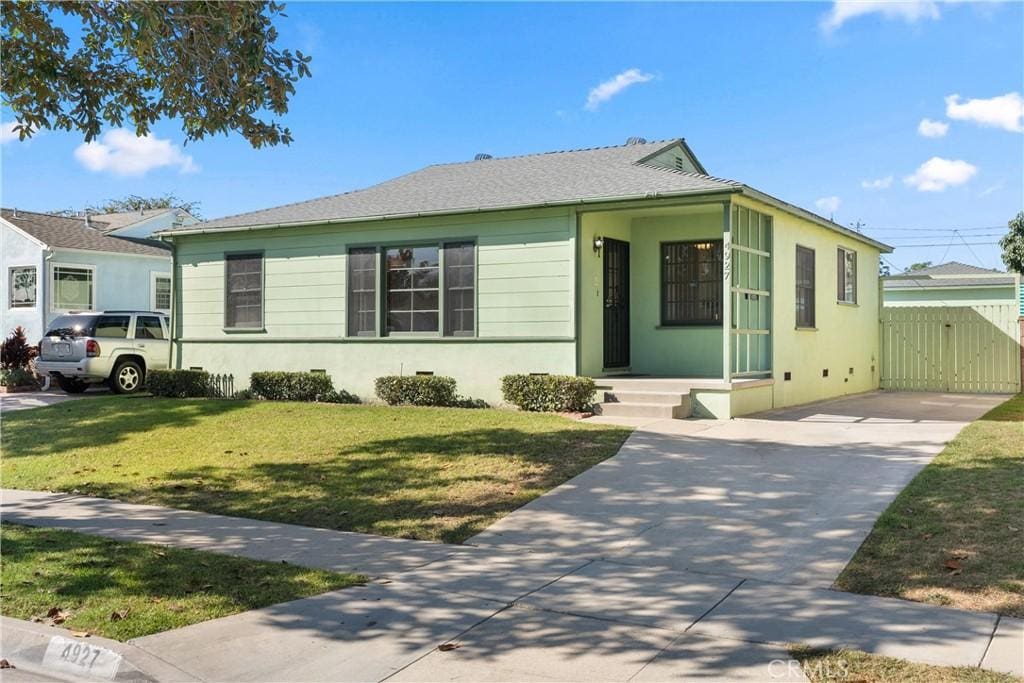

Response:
(735, 196), (883, 411)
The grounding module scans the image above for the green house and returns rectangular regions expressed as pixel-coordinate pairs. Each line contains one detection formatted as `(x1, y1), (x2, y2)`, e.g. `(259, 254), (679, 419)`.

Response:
(158, 138), (891, 418)
(883, 262), (1020, 308)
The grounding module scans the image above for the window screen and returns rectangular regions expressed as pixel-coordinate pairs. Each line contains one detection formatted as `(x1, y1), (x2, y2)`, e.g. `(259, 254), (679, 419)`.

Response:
(661, 241), (723, 325)
(225, 254), (262, 329)
(796, 246), (816, 328)
(444, 242), (475, 336)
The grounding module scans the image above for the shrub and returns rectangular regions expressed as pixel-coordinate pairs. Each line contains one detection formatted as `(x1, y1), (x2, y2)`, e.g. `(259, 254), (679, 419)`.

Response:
(501, 374), (596, 413)
(1, 366), (37, 388)
(1, 326), (37, 370)
(249, 371), (336, 402)
(146, 369), (211, 398)
(324, 389), (360, 404)
(375, 375), (457, 407)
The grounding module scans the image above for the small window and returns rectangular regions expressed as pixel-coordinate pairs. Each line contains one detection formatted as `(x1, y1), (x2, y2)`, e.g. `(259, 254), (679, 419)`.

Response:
(347, 247), (377, 337)
(795, 246), (815, 328)
(52, 265), (94, 311)
(94, 315), (130, 338)
(444, 242), (475, 336)
(9, 266), (37, 308)
(385, 246), (439, 333)
(225, 253), (263, 329)
(135, 315), (165, 340)
(661, 241), (723, 325)
(837, 247), (857, 304)
(152, 275), (171, 312)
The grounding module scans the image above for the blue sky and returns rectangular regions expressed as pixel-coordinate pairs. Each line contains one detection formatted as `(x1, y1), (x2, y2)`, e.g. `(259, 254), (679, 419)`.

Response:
(2, 1), (1022, 271)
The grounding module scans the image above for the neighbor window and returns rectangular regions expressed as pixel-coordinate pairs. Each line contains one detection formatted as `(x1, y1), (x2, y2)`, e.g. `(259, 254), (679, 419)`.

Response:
(444, 242), (475, 336)
(224, 253), (263, 329)
(152, 275), (171, 312)
(661, 241), (723, 325)
(52, 265), (94, 311)
(837, 247), (857, 304)
(795, 246), (816, 328)
(8, 266), (36, 308)
(386, 246), (440, 333)
(347, 247), (378, 337)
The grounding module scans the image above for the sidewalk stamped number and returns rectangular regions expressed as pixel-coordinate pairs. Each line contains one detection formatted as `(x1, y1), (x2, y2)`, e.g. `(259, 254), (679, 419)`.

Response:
(43, 636), (122, 680)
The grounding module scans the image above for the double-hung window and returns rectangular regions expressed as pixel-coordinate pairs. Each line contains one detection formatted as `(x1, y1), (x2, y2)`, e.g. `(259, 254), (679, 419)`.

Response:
(224, 253), (263, 329)
(837, 247), (857, 304)
(347, 241), (476, 337)
(795, 246), (816, 328)
(661, 240), (723, 325)
(8, 266), (36, 308)
(52, 265), (94, 311)
(152, 274), (172, 313)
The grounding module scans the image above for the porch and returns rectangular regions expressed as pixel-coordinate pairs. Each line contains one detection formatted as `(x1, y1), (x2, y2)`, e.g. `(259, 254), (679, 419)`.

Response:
(578, 199), (775, 419)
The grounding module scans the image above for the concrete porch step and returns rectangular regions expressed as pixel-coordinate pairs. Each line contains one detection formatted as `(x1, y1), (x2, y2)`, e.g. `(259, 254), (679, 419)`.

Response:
(594, 377), (730, 394)
(603, 390), (690, 405)
(593, 397), (692, 419)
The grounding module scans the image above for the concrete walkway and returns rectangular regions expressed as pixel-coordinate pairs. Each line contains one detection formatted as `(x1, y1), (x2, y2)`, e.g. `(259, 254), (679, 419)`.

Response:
(1, 392), (1019, 681)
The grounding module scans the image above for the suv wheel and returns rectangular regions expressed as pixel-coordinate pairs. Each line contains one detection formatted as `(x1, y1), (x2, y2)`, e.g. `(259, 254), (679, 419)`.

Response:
(111, 360), (144, 394)
(56, 377), (88, 394)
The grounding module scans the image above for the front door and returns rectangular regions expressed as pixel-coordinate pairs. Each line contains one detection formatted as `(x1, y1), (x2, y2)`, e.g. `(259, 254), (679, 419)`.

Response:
(603, 238), (630, 369)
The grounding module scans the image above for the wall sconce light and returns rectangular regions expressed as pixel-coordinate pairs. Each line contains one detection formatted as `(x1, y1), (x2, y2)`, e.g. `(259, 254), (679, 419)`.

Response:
(593, 236), (604, 254)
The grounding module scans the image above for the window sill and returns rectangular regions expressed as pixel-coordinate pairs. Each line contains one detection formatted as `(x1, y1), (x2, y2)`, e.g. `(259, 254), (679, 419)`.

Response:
(222, 327), (266, 334)
(836, 301), (859, 307)
(656, 324), (723, 329)
(795, 326), (817, 331)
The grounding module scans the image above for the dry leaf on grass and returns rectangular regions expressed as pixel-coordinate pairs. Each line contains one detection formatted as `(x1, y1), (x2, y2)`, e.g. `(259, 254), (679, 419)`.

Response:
(110, 608), (131, 622)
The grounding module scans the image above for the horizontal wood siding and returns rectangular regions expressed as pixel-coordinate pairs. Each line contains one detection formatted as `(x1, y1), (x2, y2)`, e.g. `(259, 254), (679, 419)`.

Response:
(174, 208), (574, 340)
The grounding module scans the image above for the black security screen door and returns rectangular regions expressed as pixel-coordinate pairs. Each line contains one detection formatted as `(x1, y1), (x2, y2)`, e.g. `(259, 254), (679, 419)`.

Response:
(603, 238), (630, 368)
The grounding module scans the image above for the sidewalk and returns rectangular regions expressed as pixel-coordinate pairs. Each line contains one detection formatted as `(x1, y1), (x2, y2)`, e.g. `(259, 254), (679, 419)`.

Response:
(2, 489), (1020, 682)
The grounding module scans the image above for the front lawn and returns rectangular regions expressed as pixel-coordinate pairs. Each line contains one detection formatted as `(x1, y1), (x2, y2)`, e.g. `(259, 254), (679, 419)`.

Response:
(792, 647), (1017, 683)
(836, 393), (1024, 617)
(1, 398), (631, 543)
(0, 523), (362, 641)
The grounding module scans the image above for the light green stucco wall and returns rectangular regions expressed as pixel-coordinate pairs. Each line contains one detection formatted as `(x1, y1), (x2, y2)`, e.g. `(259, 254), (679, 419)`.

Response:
(578, 205), (725, 377)
(172, 208), (578, 403)
(735, 195), (883, 411)
(884, 285), (1016, 307)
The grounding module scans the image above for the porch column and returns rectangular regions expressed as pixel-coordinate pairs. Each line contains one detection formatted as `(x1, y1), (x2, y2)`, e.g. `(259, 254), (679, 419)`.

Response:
(722, 201), (732, 383)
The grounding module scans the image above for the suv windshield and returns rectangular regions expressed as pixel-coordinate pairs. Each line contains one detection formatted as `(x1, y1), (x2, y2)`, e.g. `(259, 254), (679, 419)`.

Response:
(45, 314), (98, 338)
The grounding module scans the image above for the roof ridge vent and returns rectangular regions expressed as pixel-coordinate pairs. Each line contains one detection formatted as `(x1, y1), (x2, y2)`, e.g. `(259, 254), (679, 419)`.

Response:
(625, 136), (647, 145)
(474, 153), (493, 161)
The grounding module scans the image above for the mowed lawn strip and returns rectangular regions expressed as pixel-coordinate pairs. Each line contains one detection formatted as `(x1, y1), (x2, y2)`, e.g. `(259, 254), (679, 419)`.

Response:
(791, 647), (1018, 683)
(836, 393), (1024, 617)
(0, 523), (363, 641)
(1, 398), (631, 543)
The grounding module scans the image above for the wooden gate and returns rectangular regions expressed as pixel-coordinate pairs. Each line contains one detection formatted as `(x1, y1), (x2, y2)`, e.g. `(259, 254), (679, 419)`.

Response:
(881, 305), (1021, 393)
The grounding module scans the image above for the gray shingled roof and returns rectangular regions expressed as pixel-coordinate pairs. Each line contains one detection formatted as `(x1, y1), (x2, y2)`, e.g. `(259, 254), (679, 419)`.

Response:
(906, 261), (1004, 277)
(90, 209), (175, 234)
(172, 139), (740, 231)
(884, 261), (1015, 289)
(2, 209), (171, 257)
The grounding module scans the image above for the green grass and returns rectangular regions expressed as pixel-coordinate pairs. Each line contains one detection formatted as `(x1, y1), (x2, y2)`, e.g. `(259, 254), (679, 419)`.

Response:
(836, 394), (1024, 617)
(0, 523), (363, 641)
(792, 647), (1018, 683)
(1, 397), (631, 543)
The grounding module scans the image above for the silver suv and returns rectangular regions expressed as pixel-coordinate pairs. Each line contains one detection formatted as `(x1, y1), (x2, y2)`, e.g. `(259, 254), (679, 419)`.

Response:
(36, 311), (170, 394)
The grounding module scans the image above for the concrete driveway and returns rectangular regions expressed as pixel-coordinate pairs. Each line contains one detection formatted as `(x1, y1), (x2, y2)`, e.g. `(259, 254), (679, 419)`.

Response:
(0, 387), (109, 413)
(471, 391), (1009, 586)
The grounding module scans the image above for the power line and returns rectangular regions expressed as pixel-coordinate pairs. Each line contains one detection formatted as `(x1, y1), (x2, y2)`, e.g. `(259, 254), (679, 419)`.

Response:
(885, 241), (1000, 247)
(865, 225), (1005, 233)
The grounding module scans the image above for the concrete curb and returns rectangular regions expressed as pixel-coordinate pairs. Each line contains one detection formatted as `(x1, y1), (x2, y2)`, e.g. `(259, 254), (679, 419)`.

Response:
(0, 617), (199, 682)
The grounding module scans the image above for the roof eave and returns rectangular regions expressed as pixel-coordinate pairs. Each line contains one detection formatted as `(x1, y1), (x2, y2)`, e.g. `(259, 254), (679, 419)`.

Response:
(154, 187), (743, 238)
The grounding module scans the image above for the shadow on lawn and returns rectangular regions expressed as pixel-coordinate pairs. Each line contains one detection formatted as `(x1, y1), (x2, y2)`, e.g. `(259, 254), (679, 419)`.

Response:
(0, 397), (249, 458)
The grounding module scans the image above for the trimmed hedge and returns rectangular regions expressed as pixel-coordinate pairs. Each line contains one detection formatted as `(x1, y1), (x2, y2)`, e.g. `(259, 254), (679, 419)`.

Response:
(147, 369), (211, 398)
(249, 371), (345, 402)
(375, 375), (457, 407)
(500, 374), (596, 413)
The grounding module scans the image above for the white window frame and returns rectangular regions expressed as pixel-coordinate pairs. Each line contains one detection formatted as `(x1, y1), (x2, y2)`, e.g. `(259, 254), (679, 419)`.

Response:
(8, 265), (38, 309)
(837, 247), (857, 305)
(50, 263), (96, 313)
(151, 272), (172, 313)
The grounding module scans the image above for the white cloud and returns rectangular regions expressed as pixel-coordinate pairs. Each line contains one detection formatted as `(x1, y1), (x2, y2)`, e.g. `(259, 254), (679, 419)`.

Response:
(945, 92), (1024, 133)
(815, 196), (842, 214)
(584, 69), (655, 111)
(73, 128), (198, 176)
(1, 121), (23, 144)
(917, 118), (949, 138)
(861, 175), (894, 190)
(903, 157), (978, 192)
(820, 0), (940, 34)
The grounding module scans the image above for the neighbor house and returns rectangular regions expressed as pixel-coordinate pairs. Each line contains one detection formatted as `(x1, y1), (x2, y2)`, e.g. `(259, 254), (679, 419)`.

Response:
(2, 209), (172, 343)
(158, 138), (891, 418)
(89, 207), (199, 239)
(883, 262), (1020, 308)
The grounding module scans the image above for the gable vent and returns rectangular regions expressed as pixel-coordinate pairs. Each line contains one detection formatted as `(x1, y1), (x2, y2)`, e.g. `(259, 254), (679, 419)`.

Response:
(625, 137), (647, 145)
(474, 153), (493, 161)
